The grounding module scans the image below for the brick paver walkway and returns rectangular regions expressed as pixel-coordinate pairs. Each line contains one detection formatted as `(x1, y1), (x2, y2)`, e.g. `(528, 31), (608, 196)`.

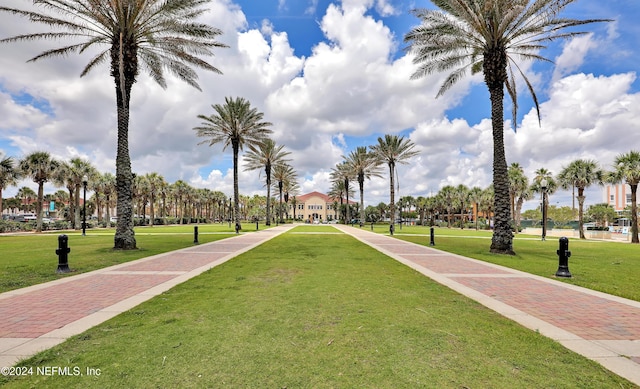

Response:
(335, 225), (640, 386)
(0, 225), (294, 368)
(2, 224), (639, 386)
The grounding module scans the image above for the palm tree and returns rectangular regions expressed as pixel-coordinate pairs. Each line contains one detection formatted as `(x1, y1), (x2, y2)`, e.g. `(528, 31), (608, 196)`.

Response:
(369, 134), (419, 232)
(0, 154), (20, 217)
(195, 97), (273, 229)
(607, 151), (640, 243)
(557, 159), (603, 239)
(439, 185), (456, 228)
(2, 0), (227, 249)
(330, 162), (355, 224)
(468, 186), (483, 230)
(531, 167), (557, 233)
(405, 1), (608, 254)
(145, 173), (166, 226)
(343, 147), (383, 226)
(271, 163), (297, 223)
(57, 158), (97, 230)
(16, 186), (38, 213)
(508, 163), (529, 233)
(244, 139), (290, 226)
(19, 151), (60, 232)
(455, 184), (470, 229)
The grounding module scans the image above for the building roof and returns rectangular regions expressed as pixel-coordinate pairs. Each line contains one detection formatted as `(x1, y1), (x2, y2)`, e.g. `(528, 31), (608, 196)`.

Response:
(295, 191), (356, 204)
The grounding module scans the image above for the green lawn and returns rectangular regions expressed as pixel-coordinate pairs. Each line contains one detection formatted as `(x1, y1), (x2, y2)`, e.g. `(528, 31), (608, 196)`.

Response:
(1, 226), (635, 388)
(0, 224), (263, 293)
(382, 225), (640, 302)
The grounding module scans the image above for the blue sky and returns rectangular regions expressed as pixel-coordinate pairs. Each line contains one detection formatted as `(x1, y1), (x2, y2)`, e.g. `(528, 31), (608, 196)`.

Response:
(1, 0), (639, 210)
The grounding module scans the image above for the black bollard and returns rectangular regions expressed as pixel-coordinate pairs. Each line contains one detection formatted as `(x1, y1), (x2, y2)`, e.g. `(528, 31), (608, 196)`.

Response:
(389, 224), (394, 236)
(430, 227), (435, 246)
(193, 225), (199, 244)
(256, 221), (259, 231)
(555, 237), (572, 278)
(371, 222), (374, 231)
(56, 234), (71, 273)
(235, 222), (240, 235)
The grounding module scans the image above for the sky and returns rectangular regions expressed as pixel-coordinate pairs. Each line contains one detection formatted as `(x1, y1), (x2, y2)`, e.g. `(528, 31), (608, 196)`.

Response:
(1, 0), (639, 212)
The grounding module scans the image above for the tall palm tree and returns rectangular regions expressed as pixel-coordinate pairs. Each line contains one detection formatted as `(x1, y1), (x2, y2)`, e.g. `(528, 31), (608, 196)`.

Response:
(330, 162), (355, 224)
(271, 163), (297, 223)
(405, 0), (608, 254)
(468, 186), (483, 230)
(57, 158), (97, 230)
(557, 159), (603, 239)
(0, 154), (20, 217)
(439, 185), (457, 228)
(145, 173), (166, 226)
(19, 151), (60, 232)
(195, 97), (273, 229)
(370, 134), (419, 232)
(2, 0), (227, 249)
(244, 139), (291, 226)
(343, 147), (383, 226)
(607, 151), (640, 243)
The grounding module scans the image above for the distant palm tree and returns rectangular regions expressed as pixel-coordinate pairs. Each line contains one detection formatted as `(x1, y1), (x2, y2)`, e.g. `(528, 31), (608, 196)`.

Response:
(195, 97), (273, 229)
(331, 162), (355, 224)
(57, 158), (97, 229)
(607, 151), (640, 243)
(145, 173), (166, 227)
(405, 0), (608, 254)
(271, 163), (297, 223)
(439, 185), (456, 228)
(343, 147), (383, 226)
(468, 186), (483, 230)
(1, 0), (227, 248)
(508, 163), (529, 233)
(0, 154), (20, 216)
(557, 159), (603, 239)
(16, 186), (37, 213)
(244, 139), (291, 226)
(370, 134), (419, 232)
(19, 151), (60, 231)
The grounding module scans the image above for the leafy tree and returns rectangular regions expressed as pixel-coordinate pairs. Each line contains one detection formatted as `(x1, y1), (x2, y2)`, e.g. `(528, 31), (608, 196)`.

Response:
(1, 0), (227, 248)
(405, 0), (608, 254)
(195, 97), (273, 229)
(547, 206), (575, 229)
(557, 159), (603, 239)
(587, 203), (617, 229)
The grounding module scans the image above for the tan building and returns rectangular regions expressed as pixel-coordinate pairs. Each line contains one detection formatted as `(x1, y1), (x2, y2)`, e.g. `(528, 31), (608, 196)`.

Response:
(290, 191), (354, 223)
(603, 184), (635, 213)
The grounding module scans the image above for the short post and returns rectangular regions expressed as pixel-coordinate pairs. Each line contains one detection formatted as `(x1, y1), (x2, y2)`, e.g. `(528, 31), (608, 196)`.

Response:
(235, 222), (240, 235)
(555, 237), (572, 278)
(389, 224), (394, 236)
(256, 221), (259, 231)
(370, 222), (374, 231)
(56, 234), (71, 273)
(430, 227), (435, 246)
(193, 225), (199, 244)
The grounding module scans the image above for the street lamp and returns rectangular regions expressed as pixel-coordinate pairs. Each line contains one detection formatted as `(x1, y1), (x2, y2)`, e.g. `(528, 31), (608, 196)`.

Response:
(541, 178), (548, 241)
(82, 175), (88, 236)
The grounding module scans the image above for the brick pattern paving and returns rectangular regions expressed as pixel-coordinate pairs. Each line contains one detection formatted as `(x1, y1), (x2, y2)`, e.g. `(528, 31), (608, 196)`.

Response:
(452, 277), (640, 340)
(350, 230), (640, 342)
(0, 274), (175, 338)
(118, 252), (228, 272)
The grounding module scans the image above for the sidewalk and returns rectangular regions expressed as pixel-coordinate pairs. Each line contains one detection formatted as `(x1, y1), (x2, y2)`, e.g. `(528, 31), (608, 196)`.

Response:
(334, 225), (640, 386)
(0, 225), (295, 368)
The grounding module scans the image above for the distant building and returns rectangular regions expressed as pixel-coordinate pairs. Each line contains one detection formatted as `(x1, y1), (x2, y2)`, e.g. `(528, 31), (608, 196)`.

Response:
(603, 184), (636, 213)
(290, 191), (355, 222)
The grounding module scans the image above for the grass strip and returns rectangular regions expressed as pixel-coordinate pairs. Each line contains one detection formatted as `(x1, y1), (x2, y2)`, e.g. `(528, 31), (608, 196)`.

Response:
(1, 226), (635, 388)
(0, 224), (251, 293)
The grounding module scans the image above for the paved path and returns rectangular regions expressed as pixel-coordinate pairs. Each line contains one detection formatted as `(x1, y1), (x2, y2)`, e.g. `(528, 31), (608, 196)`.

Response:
(0, 225), (295, 368)
(334, 225), (640, 386)
(2, 224), (640, 385)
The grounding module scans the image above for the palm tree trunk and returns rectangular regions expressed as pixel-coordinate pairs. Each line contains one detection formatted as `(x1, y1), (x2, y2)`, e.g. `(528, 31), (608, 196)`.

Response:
(577, 190), (586, 239)
(631, 184), (639, 243)
(359, 178), (365, 225)
(388, 162), (395, 231)
(486, 49), (514, 254)
(232, 142), (241, 229)
(265, 167), (271, 226)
